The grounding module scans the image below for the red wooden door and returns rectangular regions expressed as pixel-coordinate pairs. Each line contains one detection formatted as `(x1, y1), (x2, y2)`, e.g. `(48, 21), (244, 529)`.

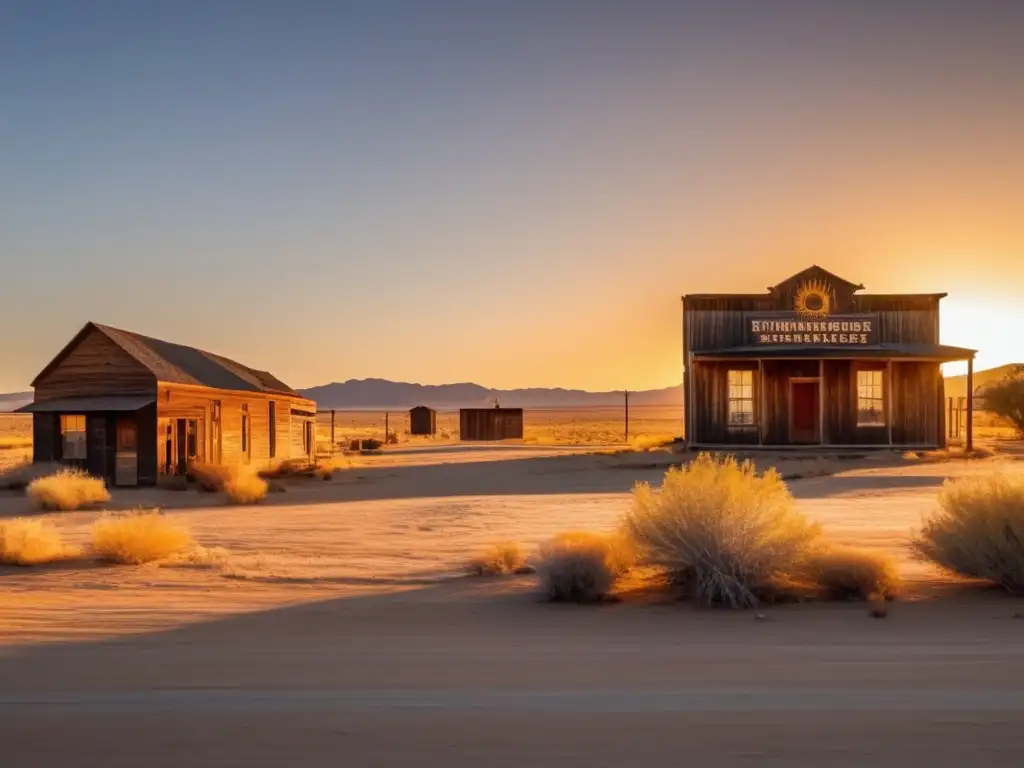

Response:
(790, 381), (820, 443)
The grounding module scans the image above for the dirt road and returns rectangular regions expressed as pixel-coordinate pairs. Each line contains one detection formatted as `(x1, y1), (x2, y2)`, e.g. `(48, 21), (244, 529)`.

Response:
(3, 579), (1024, 767)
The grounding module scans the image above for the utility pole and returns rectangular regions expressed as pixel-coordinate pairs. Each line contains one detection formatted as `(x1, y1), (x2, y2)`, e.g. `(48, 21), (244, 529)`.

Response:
(624, 390), (630, 443)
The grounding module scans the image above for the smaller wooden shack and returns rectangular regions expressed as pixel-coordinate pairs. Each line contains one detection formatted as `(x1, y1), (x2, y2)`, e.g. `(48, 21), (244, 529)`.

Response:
(409, 405), (437, 436)
(459, 407), (524, 441)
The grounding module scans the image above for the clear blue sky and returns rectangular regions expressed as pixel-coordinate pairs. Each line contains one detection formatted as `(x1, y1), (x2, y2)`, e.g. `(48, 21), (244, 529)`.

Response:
(2, 1), (1022, 391)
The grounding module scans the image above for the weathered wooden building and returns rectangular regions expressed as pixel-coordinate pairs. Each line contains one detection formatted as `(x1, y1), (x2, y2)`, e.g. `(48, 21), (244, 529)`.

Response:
(683, 266), (976, 450)
(409, 405), (437, 436)
(19, 322), (317, 485)
(459, 407), (524, 441)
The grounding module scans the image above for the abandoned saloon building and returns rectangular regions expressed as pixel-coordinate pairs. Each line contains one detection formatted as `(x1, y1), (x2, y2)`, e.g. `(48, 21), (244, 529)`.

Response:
(683, 266), (976, 450)
(19, 322), (317, 485)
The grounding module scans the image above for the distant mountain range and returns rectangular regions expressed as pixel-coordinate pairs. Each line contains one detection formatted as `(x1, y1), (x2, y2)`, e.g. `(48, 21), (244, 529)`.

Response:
(0, 392), (32, 412)
(3, 365), (1020, 412)
(944, 363), (1023, 400)
(297, 379), (683, 410)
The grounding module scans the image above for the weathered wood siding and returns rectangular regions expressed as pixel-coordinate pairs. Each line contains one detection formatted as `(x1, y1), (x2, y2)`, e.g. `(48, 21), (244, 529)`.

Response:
(891, 361), (941, 446)
(690, 361), (758, 445)
(157, 384), (315, 470)
(32, 414), (57, 462)
(459, 409), (525, 441)
(760, 360), (820, 445)
(34, 327), (156, 402)
(821, 361), (887, 446)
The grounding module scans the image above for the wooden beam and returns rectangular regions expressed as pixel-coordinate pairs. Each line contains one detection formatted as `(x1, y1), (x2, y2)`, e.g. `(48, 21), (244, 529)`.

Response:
(758, 359), (764, 446)
(886, 359), (893, 446)
(818, 358), (825, 445)
(966, 358), (974, 453)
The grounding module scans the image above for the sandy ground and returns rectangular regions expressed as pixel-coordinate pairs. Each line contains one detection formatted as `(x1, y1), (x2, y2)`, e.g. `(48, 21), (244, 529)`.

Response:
(3, 446), (1024, 765)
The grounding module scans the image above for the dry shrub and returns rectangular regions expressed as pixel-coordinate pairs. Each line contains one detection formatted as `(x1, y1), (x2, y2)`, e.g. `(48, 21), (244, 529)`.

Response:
(0, 518), (75, 566)
(91, 511), (193, 564)
(467, 541), (525, 576)
(0, 462), (63, 491)
(27, 469), (111, 511)
(912, 473), (1024, 592)
(258, 459), (313, 480)
(623, 453), (821, 608)
(223, 471), (268, 504)
(807, 545), (900, 600)
(536, 531), (634, 602)
(187, 462), (234, 492)
(903, 451), (920, 460)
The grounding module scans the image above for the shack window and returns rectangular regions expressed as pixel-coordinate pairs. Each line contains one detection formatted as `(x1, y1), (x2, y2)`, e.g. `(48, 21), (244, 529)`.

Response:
(60, 414), (87, 459)
(241, 406), (251, 458)
(727, 370), (755, 426)
(269, 402), (277, 459)
(857, 370), (885, 426)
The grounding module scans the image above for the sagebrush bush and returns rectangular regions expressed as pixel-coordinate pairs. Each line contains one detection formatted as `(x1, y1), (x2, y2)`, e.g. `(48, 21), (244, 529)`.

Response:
(536, 531), (634, 602)
(622, 453), (821, 608)
(807, 545), (900, 600)
(912, 473), (1024, 592)
(0, 518), (74, 566)
(467, 541), (526, 576)
(223, 472), (268, 504)
(27, 469), (111, 511)
(91, 511), (193, 564)
(980, 370), (1024, 435)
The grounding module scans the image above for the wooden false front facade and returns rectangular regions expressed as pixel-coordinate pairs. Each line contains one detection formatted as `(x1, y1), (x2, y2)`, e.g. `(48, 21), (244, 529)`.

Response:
(21, 323), (316, 486)
(683, 266), (975, 450)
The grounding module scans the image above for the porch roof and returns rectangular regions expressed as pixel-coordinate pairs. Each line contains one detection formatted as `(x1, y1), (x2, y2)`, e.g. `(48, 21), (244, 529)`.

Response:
(692, 343), (976, 361)
(16, 395), (157, 413)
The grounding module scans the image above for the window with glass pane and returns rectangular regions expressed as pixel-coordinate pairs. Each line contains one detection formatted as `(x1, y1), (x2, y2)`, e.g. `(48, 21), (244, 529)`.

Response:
(857, 369), (885, 426)
(60, 414), (87, 460)
(728, 370), (755, 426)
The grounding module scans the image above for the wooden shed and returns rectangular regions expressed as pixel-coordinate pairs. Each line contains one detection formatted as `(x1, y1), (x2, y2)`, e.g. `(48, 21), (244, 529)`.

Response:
(683, 266), (977, 450)
(409, 405), (437, 436)
(459, 407), (524, 441)
(18, 322), (317, 486)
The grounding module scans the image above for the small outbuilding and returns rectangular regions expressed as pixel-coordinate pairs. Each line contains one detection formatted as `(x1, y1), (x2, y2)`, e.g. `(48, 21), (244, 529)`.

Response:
(18, 322), (317, 486)
(459, 407), (524, 441)
(409, 405), (437, 436)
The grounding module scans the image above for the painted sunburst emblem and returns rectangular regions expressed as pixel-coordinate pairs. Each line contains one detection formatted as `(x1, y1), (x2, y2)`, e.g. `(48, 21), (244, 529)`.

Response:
(794, 279), (832, 318)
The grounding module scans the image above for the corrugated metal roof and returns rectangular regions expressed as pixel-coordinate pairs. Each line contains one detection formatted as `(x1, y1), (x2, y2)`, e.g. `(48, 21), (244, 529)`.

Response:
(16, 396), (157, 413)
(692, 343), (976, 360)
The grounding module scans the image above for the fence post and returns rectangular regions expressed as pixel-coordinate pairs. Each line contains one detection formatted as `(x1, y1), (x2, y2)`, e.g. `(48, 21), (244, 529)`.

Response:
(385, 412), (389, 445)
(330, 410), (336, 452)
(624, 390), (630, 443)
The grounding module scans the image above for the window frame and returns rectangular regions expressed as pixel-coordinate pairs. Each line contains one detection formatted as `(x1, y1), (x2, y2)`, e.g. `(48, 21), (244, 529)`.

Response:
(60, 414), (88, 460)
(856, 368), (886, 427)
(727, 369), (756, 428)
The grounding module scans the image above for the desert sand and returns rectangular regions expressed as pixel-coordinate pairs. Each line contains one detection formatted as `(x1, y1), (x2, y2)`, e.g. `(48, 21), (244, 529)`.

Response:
(2, 445), (1024, 765)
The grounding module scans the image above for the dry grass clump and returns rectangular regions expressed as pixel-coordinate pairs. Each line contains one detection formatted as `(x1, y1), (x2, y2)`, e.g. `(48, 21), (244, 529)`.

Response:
(0, 518), (76, 566)
(536, 531), (634, 602)
(223, 471), (268, 504)
(467, 541), (526, 576)
(27, 469), (110, 511)
(912, 473), (1024, 592)
(807, 545), (900, 600)
(91, 511), (193, 564)
(623, 453), (821, 608)
(0, 462), (63, 491)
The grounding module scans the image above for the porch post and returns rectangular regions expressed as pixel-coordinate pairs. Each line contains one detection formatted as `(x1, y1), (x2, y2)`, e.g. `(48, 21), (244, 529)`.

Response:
(758, 359), (764, 446)
(886, 359), (893, 446)
(818, 358), (825, 445)
(966, 357), (974, 453)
